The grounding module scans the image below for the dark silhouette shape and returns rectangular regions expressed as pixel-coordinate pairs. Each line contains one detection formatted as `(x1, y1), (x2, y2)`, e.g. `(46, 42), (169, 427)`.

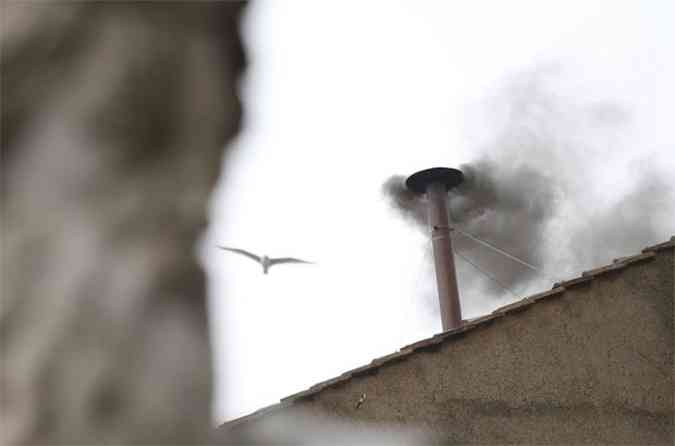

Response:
(218, 246), (314, 274)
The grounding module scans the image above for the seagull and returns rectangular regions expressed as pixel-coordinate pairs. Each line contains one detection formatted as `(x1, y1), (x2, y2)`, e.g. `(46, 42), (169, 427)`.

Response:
(218, 246), (315, 274)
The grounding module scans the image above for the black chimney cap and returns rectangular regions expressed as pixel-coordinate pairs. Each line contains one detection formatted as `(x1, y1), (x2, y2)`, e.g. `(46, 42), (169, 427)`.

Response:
(405, 167), (464, 194)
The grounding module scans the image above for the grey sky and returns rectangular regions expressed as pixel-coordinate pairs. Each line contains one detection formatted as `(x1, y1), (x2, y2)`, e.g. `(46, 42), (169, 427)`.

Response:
(201, 0), (674, 422)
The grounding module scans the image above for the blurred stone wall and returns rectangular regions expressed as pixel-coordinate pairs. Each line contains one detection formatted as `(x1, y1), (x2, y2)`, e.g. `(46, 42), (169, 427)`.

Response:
(1, 2), (246, 444)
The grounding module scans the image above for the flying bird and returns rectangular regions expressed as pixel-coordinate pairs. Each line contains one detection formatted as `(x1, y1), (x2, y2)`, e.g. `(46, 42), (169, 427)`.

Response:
(218, 246), (315, 274)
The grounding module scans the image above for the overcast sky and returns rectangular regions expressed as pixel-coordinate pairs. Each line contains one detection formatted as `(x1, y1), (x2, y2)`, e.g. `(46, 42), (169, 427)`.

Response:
(200, 0), (674, 423)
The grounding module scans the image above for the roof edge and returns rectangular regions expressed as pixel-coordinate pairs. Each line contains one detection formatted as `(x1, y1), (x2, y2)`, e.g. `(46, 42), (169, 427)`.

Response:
(218, 236), (674, 431)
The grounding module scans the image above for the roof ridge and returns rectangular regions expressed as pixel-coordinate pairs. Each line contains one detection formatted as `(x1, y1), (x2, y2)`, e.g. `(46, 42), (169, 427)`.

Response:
(219, 236), (673, 430)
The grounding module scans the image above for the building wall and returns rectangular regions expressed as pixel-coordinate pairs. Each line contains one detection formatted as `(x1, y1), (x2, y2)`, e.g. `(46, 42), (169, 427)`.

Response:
(230, 247), (673, 444)
(1, 3), (245, 444)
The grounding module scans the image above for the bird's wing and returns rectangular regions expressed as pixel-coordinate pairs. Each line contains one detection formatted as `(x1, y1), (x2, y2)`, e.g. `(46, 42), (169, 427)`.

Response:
(268, 257), (315, 266)
(218, 246), (261, 263)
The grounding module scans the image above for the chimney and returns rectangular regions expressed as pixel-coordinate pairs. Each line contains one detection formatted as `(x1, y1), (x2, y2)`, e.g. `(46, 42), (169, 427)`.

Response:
(406, 167), (464, 331)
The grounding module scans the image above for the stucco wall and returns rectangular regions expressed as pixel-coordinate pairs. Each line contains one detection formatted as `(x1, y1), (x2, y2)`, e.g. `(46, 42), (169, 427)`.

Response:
(228, 247), (673, 444)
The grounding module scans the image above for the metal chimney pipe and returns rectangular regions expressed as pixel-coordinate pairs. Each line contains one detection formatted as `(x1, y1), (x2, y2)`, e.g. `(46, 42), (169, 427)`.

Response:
(406, 167), (464, 331)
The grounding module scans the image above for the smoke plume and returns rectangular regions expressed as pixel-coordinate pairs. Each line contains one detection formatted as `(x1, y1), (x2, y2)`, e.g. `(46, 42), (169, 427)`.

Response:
(384, 68), (674, 314)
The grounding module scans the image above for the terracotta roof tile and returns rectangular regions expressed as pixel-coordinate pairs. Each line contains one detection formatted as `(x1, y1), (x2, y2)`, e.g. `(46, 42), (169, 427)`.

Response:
(402, 336), (445, 352)
(491, 298), (534, 315)
(529, 287), (566, 302)
(347, 363), (380, 378)
(465, 312), (504, 327)
(370, 349), (415, 367)
(642, 236), (675, 252)
(582, 262), (626, 278)
(553, 275), (593, 289)
(309, 375), (351, 391)
(609, 251), (657, 268)
(280, 388), (317, 403)
(434, 324), (468, 338)
(622, 251), (657, 265)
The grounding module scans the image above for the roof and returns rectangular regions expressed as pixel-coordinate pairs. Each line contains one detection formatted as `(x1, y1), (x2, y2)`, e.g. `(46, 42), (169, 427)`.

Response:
(220, 236), (675, 430)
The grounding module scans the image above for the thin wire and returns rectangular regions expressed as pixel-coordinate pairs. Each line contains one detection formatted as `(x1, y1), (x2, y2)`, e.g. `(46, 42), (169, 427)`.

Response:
(453, 248), (521, 300)
(454, 227), (540, 271)
(453, 227), (559, 282)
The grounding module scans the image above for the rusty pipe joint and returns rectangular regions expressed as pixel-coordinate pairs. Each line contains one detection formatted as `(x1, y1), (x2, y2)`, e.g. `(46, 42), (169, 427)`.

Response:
(406, 167), (464, 331)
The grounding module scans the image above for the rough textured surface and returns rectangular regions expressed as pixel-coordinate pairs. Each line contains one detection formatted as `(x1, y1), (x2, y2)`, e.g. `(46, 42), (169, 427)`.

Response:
(223, 240), (674, 444)
(1, 2), (245, 444)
